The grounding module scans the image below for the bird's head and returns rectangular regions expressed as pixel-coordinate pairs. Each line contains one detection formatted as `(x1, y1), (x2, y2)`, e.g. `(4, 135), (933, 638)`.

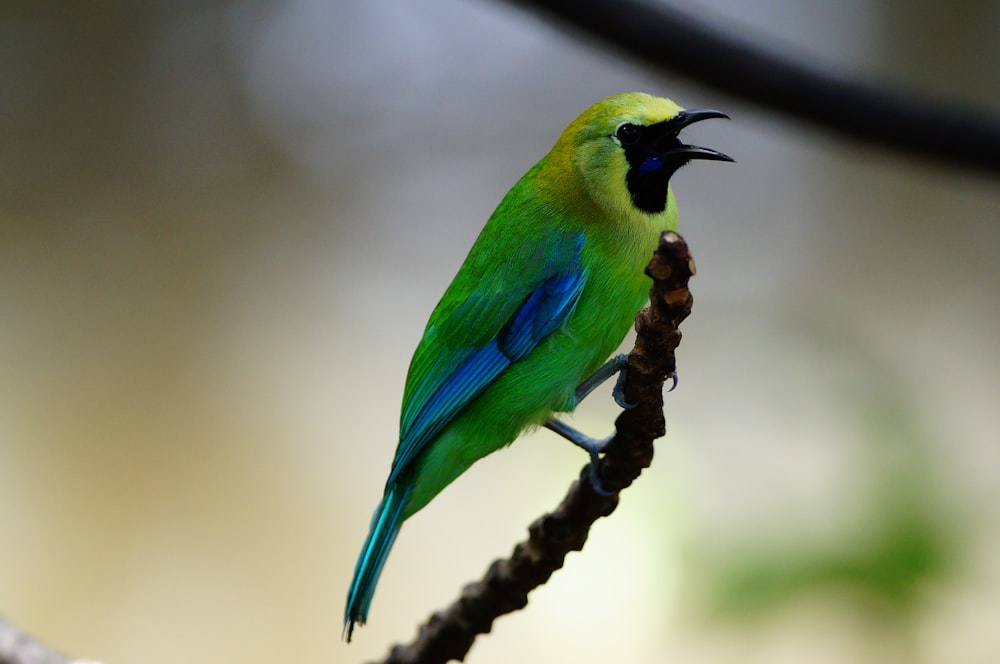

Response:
(550, 92), (733, 220)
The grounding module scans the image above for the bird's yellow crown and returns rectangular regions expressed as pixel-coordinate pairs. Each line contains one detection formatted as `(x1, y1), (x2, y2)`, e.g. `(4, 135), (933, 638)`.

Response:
(539, 92), (729, 224)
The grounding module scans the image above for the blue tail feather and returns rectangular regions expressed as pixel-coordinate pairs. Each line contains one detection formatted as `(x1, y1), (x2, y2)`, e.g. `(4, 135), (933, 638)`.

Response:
(344, 482), (412, 641)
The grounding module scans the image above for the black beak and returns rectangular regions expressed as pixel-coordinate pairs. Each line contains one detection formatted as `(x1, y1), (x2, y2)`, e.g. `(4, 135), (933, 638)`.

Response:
(622, 107), (732, 213)
(669, 109), (734, 163)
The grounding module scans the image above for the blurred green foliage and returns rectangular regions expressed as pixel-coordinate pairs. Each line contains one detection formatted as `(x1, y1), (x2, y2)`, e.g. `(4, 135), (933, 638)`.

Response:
(709, 397), (956, 620)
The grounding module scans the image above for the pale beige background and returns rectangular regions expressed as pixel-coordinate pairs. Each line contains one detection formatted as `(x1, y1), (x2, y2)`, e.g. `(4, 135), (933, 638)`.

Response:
(2, 1), (999, 663)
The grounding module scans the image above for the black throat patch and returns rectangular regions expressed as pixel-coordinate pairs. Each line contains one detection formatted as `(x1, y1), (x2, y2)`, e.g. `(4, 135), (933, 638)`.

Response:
(618, 120), (689, 214)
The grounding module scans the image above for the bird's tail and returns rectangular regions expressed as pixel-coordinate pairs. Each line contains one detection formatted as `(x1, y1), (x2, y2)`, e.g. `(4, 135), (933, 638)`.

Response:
(343, 481), (412, 642)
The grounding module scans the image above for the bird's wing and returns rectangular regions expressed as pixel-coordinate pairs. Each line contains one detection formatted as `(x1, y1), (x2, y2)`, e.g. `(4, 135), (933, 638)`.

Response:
(386, 231), (586, 487)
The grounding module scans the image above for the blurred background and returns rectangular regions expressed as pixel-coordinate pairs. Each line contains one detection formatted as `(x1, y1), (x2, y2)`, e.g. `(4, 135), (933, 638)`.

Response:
(2, 1), (999, 662)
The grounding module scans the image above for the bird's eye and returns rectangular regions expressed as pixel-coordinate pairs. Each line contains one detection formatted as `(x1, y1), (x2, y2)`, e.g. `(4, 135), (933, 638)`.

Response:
(615, 123), (641, 145)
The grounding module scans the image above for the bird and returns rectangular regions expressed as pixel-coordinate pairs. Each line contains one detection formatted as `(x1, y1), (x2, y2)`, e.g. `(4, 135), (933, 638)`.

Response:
(344, 92), (731, 640)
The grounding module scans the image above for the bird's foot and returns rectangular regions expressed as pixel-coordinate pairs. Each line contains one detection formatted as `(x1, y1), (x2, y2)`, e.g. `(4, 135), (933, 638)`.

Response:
(575, 354), (627, 404)
(667, 371), (678, 392)
(612, 368), (637, 409)
(544, 419), (615, 496)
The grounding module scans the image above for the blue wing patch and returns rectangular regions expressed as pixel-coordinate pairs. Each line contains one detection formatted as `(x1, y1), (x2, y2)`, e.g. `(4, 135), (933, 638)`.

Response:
(386, 239), (586, 488)
(497, 270), (585, 360)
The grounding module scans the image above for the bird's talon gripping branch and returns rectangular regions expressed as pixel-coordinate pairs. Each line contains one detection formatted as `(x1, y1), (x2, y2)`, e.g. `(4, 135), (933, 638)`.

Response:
(575, 354), (636, 409)
(612, 369), (637, 409)
(587, 453), (616, 497)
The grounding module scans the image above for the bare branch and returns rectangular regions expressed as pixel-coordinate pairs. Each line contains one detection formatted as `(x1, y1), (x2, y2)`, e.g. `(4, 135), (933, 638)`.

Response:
(503, 0), (1000, 177)
(377, 231), (695, 664)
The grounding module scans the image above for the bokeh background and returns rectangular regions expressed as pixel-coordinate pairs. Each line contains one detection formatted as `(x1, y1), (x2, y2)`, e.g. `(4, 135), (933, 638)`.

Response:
(2, 1), (999, 662)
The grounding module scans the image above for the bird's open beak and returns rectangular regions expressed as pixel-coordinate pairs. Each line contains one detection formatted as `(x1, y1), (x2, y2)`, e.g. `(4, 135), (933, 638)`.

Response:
(671, 109), (735, 163)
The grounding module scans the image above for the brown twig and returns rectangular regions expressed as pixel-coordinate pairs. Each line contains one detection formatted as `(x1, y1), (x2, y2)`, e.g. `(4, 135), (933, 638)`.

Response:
(377, 230), (695, 664)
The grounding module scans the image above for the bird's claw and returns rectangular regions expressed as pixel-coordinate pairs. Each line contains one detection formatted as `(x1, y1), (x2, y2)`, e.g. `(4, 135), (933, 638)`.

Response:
(587, 452), (615, 497)
(667, 371), (678, 392)
(612, 369), (637, 409)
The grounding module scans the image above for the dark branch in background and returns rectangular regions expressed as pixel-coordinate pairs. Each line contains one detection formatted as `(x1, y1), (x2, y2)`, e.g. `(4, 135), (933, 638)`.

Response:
(503, 0), (1000, 177)
(0, 615), (78, 664)
(377, 231), (695, 664)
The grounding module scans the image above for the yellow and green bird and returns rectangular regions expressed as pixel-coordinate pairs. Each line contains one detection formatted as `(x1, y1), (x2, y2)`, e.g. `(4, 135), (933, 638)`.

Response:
(345, 92), (731, 639)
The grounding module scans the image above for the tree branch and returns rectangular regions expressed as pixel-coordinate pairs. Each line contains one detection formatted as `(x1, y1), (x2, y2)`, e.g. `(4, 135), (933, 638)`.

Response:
(377, 231), (695, 664)
(503, 0), (1000, 177)
(0, 614), (86, 664)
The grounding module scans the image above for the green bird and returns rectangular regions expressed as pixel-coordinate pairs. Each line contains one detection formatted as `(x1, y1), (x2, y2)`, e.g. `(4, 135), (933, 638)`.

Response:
(345, 92), (731, 639)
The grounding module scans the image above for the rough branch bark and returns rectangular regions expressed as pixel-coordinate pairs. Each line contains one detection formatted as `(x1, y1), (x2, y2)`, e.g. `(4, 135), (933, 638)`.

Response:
(377, 230), (695, 664)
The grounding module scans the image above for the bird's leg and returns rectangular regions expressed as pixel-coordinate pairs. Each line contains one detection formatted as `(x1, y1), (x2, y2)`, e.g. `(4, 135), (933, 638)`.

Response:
(576, 355), (680, 407)
(552, 354), (630, 495)
(575, 354), (635, 409)
(544, 419), (615, 496)
(556, 356), (679, 494)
